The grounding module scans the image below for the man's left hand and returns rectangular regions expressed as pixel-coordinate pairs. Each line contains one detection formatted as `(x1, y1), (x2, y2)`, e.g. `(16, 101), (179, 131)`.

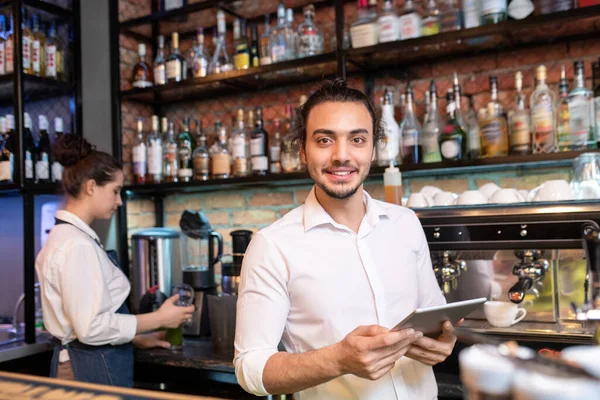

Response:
(405, 320), (459, 366)
(133, 331), (171, 349)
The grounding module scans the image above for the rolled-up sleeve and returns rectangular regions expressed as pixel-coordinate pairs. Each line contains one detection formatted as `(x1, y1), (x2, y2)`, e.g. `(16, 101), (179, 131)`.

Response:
(234, 232), (290, 396)
(60, 244), (137, 346)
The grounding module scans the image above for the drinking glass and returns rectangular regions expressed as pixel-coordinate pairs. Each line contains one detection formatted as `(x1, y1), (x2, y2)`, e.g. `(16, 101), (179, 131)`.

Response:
(166, 283), (194, 351)
(571, 153), (600, 200)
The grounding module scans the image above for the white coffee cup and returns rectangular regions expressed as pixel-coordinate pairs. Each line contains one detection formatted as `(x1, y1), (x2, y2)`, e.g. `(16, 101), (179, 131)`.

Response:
(518, 190), (529, 202)
(513, 370), (600, 400)
(561, 345), (600, 379)
(407, 193), (431, 208)
(574, 179), (600, 200)
(484, 301), (527, 328)
(479, 182), (501, 199)
(489, 188), (523, 204)
(420, 185), (443, 198)
(532, 180), (574, 202)
(456, 190), (488, 205)
(433, 192), (456, 206)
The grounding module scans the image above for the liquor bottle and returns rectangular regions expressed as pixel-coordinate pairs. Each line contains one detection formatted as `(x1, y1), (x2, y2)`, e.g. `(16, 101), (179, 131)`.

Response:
(5, 13), (12, 74)
(5, 115), (14, 181)
(192, 27), (209, 78)
(22, 9), (33, 75)
(439, 89), (466, 161)
(210, 121), (231, 179)
(270, 119), (282, 174)
(36, 115), (51, 183)
(377, 0), (399, 43)
(45, 21), (61, 79)
(185, 36), (196, 81)
(377, 89), (401, 166)
(209, 10), (233, 74)
(161, 0), (187, 11)
(285, 8), (298, 60)
(0, 119), (9, 183)
(350, 0), (378, 48)
(463, 0), (481, 28)
(479, 76), (509, 157)
(531, 65), (557, 154)
(453, 72), (467, 133)
(0, 15), (6, 75)
(166, 33), (186, 82)
(539, 0), (572, 14)
(424, 90), (431, 124)
(23, 113), (35, 183)
(233, 18), (241, 50)
(31, 14), (45, 77)
(231, 109), (250, 177)
(556, 65), (571, 152)
(568, 60), (594, 150)
(269, 2), (290, 62)
(132, 117), (147, 184)
(508, 71), (532, 155)
(251, 107), (270, 176)
(298, 5), (324, 57)
(162, 122), (178, 183)
(400, 84), (423, 164)
(260, 15), (272, 66)
(422, 81), (443, 163)
(422, 0), (441, 36)
(399, 0), (421, 40)
(177, 118), (194, 182)
(481, 0), (507, 24)
(250, 24), (260, 67)
(153, 35), (167, 85)
(132, 43), (153, 88)
(192, 120), (210, 181)
(52, 117), (63, 182)
(234, 19), (251, 70)
(465, 96), (481, 159)
(146, 115), (162, 184)
(440, 0), (462, 32)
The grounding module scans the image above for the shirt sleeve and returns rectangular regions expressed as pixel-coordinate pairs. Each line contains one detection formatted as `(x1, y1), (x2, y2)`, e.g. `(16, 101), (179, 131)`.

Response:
(413, 214), (446, 308)
(59, 243), (137, 346)
(233, 232), (290, 396)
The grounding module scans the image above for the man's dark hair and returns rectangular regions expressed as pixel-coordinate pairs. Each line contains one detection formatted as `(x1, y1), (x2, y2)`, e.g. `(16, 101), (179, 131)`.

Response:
(289, 79), (386, 148)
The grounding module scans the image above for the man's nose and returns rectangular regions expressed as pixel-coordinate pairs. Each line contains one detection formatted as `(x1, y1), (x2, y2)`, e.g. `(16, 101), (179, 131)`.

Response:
(331, 140), (351, 163)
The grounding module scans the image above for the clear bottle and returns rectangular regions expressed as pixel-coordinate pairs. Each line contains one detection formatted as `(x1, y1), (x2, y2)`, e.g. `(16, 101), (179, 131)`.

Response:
(439, 90), (466, 161)
(0, 15), (6, 75)
(556, 65), (571, 152)
(209, 10), (233, 74)
(5, 13), (12, 74)
(270, 119), (282, 174)
(260, 14), (272, 65)
(231, 109), (250, 177)
(465, 95), (481, 159)
(132, 117), (147, 184)
(592, 61), (600, 147)
(462, 0), (481, 28)
(509, 71), (532, 155)
(453, 72), (467, 133)
(146, 115), (163, 184)
(45, 21), (62, 80)
(531, 65), (557, 154)
(422, 80), (443, 163)
(153, 35), (166, 85)
(132, 43), (153, 88)
(52, 117), (64, 182)
(23, 114), (35, 182)
(234, 19), (251, 70)
(350, 0), (378, 48)
(423, 90), (431, 124)
(192, 120), (210, 181)
(177, 117), (194, 182)
(401, 83), (423, 165)
(22, 9), (33, 75)
(210, 122), (231, 179)
(378, 0), (400, 43)
(422, 0), (441, 36)
(377, 89), (401, 166)
(286, 8), (298, 60)
(384, 161), (403, 205)
(251, 107), (270, 176)
(480, 76), (509, 157)
(481, 0), (507, 25)
(298, 5), (324, 57)
(162, 122), (178, 183)
(31, 14), (45, 77)
(192, 28), (209, 78)
(568, 60), (595, 150)
(36, 115), (51, 184)
(399, 0), (422, 40)
(440, 0), (462, 32)
(269, 2), (290, 62)
(166, 33), (186, 83)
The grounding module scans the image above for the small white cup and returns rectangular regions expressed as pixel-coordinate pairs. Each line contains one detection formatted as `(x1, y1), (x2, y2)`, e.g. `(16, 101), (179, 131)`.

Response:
(574, 179), (600, 200)
(433, 192), (457, 206)
(407, 193), (431, 208)
(518, 190), (529, 202)
(479, 182), (501, 199)
(484, 301), (527, 328)
(489, 189), (523, 204)
(420, 185), (443, 198)
(456, 190), (488, 205)
(533, 180), (574, 202)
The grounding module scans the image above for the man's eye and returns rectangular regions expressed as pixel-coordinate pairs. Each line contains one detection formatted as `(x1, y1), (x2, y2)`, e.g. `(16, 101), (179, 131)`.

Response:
(352, 137), (366, 144)
(317, 137), (332, 144)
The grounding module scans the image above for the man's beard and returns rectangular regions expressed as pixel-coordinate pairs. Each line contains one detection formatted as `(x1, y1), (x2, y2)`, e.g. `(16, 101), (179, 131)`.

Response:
(307, 163), (370, 200)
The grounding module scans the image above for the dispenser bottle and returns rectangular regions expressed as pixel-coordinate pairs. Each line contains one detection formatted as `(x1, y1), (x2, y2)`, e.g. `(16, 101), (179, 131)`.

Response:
(384, 159), (403, 205)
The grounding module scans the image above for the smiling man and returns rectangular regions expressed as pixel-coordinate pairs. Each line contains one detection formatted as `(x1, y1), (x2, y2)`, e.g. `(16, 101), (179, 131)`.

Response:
(234, 79), (456, 400)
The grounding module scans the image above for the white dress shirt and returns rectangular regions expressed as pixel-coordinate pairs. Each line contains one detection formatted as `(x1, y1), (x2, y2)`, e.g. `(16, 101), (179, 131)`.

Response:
(234, 187), (446, 400)
(35, 210), (137, 361)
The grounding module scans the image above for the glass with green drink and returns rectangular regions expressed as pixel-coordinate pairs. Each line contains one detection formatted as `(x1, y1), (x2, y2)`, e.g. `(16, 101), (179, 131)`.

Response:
(166, 283), (194, 351)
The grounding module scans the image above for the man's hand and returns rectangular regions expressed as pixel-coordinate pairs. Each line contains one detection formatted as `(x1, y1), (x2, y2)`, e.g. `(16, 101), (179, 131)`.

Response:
(335, 325), (423, 381)
(133, 331), (171, 349)
(406, 320), (459, 366)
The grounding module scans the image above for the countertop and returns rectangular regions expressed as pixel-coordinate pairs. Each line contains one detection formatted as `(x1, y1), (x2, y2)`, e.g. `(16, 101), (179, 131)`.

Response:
(0, 333), (53, 363)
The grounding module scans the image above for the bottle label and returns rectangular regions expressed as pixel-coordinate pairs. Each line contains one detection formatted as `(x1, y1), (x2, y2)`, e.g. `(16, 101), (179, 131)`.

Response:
(36, 157), (49, 180)
(234, 52), (250, 69)
(154, 64), (166, 85)
(5, 39), (13, 73)
(422, 132), (442, 163)
(193, 58), (208, 78)
(481, 0), (508, 14)
(56, 49), (63, 75)
(569, 96), (592, 147)
(132, 144), (146, 162)
(350, 23), (378, 48)
(193, 156), (210, 177)
(260, 56), (271, 66)
(481, 119), (504, 156)
(271, 45), (286, 63)
(178, 167), (193, 177)
(232, 137), (246, 158)
(23, 36), (31, 70)
(532, 100), (555, 153)
(51, 161), (63, 182)
(251, 156), (269, 171)
(212, 154), (231, 176)
(0, 160), (10, 181)
(25, 151), (33, 179)
(164, 0), (184, 11)
(147, 144), (162, 175)
(166, 59), (181, 81)
(402, 128), (417, 147)
(234, 157), (248, 175)
(463, 0), (482, 28)
(269, 145), (281, 162)
(299, 32), (323, 56)
(509, 113), (531, 153)
(378, 15), (400, 43)
(441, 140), (460, 159)
(421, 18), (441, 36)
(32, 40), (40, 73)
(178, 142), (192, 177)
(46, 45), (56, 77)
(557, 103), (571, 149)
(0, 42), (5, 75)
(250, 137), (264, 156)
(399, 13), (421, 40)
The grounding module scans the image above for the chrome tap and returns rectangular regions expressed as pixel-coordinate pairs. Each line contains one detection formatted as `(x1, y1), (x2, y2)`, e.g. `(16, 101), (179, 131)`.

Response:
(12, 282), (40, 333)
(433, 251), (467, 294)
(575, 222), (600, 343)
(508, 250), (549, 304)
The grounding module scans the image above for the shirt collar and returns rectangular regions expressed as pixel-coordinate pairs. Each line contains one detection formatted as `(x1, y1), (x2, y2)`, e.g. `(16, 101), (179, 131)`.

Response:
(303, 186), (389, 233)
(55, 210), (101, 243)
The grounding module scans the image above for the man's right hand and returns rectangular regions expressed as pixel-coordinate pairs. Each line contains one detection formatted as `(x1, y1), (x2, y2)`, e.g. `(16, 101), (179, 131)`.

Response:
(334, 325), (423, 380)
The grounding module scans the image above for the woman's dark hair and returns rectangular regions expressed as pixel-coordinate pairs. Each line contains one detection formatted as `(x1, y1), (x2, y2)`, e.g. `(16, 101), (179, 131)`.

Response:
(53, 134), (122, 197)
(289, 78), (386, 148)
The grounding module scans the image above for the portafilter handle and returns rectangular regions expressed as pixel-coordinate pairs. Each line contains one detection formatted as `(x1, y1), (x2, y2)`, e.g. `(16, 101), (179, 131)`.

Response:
(582, 222), (600, 308)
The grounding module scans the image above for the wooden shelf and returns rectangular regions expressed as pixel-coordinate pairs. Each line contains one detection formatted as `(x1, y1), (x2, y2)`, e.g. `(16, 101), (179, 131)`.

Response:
(0, 74), (74, 104)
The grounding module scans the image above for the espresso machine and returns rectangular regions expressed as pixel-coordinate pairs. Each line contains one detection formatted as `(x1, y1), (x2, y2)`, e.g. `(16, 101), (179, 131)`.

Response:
(179, 211), (223, 337)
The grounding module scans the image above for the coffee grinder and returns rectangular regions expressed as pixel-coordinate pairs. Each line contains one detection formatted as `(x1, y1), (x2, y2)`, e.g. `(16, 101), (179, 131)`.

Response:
(221, 230), (253, 295)
(179, 210), (223, 337)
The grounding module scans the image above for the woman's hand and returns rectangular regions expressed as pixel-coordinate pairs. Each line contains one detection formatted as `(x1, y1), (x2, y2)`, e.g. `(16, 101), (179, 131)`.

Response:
(156, 294), (195, 329)
(133, 331), (171, 349)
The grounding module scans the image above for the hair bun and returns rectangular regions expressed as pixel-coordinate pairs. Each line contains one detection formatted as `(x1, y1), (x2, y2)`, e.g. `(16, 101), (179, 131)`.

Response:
(53, 134), (95, 167)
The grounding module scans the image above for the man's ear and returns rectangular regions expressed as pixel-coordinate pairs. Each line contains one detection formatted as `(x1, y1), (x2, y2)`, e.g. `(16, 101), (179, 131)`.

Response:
(300, 142), (306, 165)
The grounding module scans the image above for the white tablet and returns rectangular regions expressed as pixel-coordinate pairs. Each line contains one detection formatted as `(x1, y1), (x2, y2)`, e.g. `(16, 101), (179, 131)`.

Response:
(391, 297), (487, 338)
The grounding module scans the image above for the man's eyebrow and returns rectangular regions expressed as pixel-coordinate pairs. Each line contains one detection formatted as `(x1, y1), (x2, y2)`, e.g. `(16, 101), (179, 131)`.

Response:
(312, 128), (369, 135)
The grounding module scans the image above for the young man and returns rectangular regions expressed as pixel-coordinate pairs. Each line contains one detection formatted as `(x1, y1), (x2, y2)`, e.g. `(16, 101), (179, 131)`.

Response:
(234, 80), (456, 399)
